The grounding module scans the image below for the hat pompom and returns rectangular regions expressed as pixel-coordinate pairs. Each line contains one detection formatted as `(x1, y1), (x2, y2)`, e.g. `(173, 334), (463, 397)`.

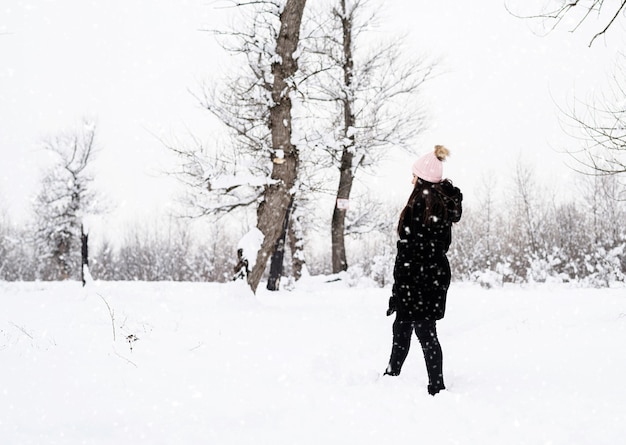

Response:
(434, 145), (449, 161)
(412, 145), (450, 183)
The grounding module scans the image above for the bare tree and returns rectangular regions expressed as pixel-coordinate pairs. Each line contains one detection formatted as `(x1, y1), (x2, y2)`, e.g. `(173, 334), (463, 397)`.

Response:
(468, 173), (502, 273)
(579, 174), (626, 245)
(506, 160), (548, 277)
(303, 0), (436, 273)
(169, 1), (311, 291)
(33, 120), (102, 281)
(246, 0), (308, 293)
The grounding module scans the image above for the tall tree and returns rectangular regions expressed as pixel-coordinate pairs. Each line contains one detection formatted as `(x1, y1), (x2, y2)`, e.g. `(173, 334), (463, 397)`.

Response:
(329, 0), (358, 274)
(170, 0), (311, 290)
(303, 0), (436, 273)
(247, 0), (308, 293)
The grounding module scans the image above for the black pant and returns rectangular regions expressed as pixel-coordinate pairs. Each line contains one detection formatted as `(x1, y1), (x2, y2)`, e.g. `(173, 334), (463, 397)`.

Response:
(386, 319), (445, 393)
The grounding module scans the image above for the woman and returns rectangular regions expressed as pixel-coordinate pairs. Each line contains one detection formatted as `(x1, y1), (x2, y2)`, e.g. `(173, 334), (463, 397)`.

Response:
(384, 145), (463, 396)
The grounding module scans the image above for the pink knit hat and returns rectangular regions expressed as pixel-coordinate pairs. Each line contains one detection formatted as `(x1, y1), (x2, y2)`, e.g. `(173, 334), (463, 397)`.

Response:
(412, 145), (450, 183)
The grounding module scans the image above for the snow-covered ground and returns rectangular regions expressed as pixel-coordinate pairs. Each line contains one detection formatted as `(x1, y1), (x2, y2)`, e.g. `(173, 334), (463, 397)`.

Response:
(1, 277), (625, 444)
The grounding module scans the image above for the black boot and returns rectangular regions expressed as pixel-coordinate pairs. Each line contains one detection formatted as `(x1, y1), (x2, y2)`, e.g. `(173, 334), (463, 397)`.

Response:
(385, 320), (413, 377)
(428, 382), (445, 396)
(414, 321), (445, 396)
(383, 365), (400, 377)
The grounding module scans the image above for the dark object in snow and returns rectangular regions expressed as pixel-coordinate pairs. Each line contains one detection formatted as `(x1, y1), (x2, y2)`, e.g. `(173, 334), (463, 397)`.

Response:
(81, 224), (89, 287)
(232, 248), (249, 281)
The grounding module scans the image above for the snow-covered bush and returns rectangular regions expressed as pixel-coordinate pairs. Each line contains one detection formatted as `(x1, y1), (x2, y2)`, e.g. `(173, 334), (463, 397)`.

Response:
(582, 245), (626, 287)
(471, 269), (503, 289)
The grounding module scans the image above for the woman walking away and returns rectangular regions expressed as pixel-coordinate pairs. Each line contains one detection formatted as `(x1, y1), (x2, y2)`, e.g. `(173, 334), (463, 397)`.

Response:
(384, 145), (463, 396)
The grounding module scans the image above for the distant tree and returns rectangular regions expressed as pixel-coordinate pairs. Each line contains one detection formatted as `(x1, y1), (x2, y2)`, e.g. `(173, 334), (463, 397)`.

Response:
(476, 174), (502, 270)
(548, 200), (586, 279)
(573, 174), (626, 284)
(90, 238), (117, 281)
(452, 173), (504, 281)
(579, 174), (625, 245)
(448, 208), (483, 281)
(32, 120), (102, 281)
(507, 161), (549, 277)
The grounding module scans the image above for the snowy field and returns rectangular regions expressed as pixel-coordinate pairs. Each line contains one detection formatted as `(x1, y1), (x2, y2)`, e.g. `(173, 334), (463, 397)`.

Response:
(1, 276), (625, 445)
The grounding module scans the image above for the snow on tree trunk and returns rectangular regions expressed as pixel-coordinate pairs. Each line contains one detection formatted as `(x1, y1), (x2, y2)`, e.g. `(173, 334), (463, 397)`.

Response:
(247, 0), (307, 294)
(237, 228), (264, 272)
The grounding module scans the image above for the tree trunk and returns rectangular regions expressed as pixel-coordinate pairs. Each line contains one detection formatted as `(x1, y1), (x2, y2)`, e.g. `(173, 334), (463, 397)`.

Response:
(81, 224), (89, 286)
(247, 0), (307, 294)
(331, 153), (354, 273)
(331, 0), (355, 274)
(267, 197), (294, 291)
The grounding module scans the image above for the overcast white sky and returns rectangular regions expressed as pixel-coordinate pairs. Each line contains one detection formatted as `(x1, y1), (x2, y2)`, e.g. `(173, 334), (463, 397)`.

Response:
(1, 0), (623, 232)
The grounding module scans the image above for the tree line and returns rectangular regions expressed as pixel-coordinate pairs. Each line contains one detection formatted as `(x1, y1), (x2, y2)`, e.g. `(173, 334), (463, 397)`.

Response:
(2, 162), (624, 286)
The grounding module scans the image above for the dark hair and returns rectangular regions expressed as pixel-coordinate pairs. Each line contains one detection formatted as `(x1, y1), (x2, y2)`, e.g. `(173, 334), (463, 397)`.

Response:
(397, 179), (449, 236)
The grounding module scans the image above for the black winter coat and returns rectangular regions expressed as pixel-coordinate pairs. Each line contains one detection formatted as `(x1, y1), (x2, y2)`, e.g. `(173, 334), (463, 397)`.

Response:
(391, 179), (463, 321)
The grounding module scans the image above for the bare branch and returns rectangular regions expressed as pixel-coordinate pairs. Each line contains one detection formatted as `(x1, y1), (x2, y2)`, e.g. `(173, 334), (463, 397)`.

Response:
(589, 0), (626, 46)
(506, 0), (625, 46)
